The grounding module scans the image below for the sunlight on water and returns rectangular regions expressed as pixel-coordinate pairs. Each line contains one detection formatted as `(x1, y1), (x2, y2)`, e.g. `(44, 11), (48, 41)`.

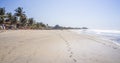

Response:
(71, 29), (120, 43)
(90, 29), (120, 34)
(88, 29), (120, 43)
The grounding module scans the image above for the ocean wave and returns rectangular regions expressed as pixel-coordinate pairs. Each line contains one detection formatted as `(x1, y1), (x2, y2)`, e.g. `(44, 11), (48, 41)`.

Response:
(71, 29), (120, 43)
(87, 29), (120, 43)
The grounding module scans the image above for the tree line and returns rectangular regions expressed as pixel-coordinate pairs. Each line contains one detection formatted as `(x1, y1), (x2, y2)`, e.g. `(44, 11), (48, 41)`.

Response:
(0, 7), (47, 30)
(0, 7), (88, 30)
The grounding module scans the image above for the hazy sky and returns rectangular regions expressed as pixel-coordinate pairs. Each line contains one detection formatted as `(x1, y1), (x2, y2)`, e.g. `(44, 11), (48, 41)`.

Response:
(0, 0), (120, 29)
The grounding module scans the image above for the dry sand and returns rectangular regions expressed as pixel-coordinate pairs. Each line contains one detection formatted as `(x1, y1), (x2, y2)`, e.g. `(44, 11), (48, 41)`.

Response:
(0, 30), (120, 63)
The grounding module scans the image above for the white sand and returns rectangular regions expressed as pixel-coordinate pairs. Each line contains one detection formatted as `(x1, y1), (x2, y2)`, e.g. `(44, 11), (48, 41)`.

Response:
(0, 30), (120, 63)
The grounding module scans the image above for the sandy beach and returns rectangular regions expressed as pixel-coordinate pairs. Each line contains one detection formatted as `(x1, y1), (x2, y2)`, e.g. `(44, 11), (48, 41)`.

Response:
(0, 30), (120, 63)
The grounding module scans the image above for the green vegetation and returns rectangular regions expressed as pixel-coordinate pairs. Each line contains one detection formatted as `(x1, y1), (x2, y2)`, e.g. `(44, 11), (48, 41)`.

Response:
(0, 7), (47, 30)
(0, 7), (87, 30)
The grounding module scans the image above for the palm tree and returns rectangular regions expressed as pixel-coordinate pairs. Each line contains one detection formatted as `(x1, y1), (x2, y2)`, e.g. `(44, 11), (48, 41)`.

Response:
(0, 8), (5, 15)
(14, 7), (25, 17)
(28, 18), (34, 26)
(39, 22), (46, 27)
(0, 8), (5, 25)
(6, 12), (13, 24)
(20, 14), (27, 27)
(6, 13), (19, 29)
(0, 17), (4, 25)
(0, 8), (6, 29)
(15, 7), (27, 28)
(34, 22), (46, 29)
(12, 15), (17, 24)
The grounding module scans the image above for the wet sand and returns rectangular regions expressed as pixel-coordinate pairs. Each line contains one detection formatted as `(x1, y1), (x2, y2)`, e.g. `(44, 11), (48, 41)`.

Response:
(0, 30), (120, 63)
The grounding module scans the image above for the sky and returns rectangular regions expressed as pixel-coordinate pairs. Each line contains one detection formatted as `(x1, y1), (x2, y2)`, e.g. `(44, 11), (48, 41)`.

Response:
(0, 0), (120, 30)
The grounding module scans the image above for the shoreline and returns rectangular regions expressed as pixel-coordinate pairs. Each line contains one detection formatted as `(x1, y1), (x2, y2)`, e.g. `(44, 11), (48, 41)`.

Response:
(0, 30), (120, 63)
(71, 29), (120, 47)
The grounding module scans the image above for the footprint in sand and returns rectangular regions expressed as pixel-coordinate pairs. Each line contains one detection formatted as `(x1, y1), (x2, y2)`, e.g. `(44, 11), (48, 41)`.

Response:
(69, 55), (72, 58)
(70, 52), (73, 54)
(73, 58), (77, 62)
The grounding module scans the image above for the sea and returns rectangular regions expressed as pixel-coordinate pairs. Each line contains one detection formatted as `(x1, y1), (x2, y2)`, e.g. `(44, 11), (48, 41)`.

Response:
(72, 29), (120, 44)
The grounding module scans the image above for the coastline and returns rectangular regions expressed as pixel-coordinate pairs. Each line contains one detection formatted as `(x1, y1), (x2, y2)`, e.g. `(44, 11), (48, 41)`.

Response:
(71, 29), (120, 46)
(0, 30), (120, 63)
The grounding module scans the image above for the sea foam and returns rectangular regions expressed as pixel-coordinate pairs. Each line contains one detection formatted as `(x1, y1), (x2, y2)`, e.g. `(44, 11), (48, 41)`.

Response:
(71, 29), (120, 43)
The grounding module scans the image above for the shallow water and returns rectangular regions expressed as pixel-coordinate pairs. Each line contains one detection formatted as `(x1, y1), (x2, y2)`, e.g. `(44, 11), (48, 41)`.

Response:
(72, 29), (120, 43)
(97, 32), (120, 43)
(88, 29), (120, 43)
